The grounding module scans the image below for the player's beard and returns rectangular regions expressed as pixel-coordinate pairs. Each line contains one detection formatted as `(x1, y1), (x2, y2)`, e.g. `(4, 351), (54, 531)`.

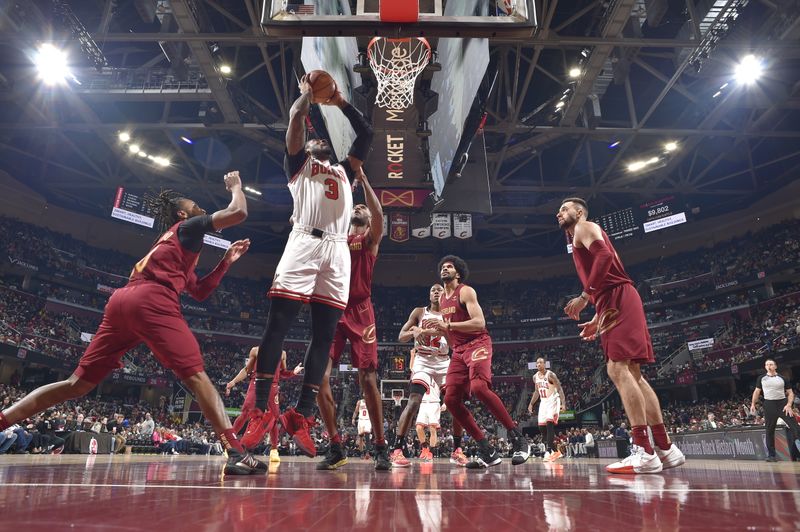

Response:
(311, 144), (332, 160)
(350, 215), (368, 227)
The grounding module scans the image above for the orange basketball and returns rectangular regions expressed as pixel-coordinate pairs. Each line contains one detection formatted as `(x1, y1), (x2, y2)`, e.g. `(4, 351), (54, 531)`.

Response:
(307, 70), (337, 104)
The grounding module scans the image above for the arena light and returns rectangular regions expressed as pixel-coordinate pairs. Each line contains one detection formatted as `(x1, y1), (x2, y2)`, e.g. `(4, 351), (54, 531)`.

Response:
(138, 151), (148, 158)
(35, 44), (71, 85)
(118, 131), (131, 142)
(128, 144), (140, 154)
(568, 67), (581, 79)
(244, 186), (262, 196)
(555, 101), (565, 109)
(219, 64), (232, 75)
(734, 54), (763, 85)
(180, 136), (193, 144)
(154, 156), (170, 167)
(627, 161), (646, 172)
(664, 141), (678, 152)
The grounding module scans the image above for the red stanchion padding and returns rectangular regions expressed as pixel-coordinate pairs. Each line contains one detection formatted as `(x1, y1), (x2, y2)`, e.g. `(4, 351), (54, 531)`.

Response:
(379, 0), (419, 23)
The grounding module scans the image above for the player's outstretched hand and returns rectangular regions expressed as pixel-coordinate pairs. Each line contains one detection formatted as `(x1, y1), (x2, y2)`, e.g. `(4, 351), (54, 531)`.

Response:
(223, 239), (251, 264)
(225, 382), (234, 396)
(299, 74), (313, 97)
(527, 403), (533, 414)
(578, 314), (599, 341)
(224, 171), (242, 191)
(325, 89), (345, 107)
(564, 295), (587, 321)
(293, 364), (304, 375)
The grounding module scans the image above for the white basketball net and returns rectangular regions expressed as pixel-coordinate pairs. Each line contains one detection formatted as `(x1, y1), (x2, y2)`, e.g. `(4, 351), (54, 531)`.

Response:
(368, 37), (430, 109)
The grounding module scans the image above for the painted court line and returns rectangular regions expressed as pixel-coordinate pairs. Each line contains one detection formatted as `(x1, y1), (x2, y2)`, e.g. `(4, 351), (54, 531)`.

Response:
(3, 483), (800, 493)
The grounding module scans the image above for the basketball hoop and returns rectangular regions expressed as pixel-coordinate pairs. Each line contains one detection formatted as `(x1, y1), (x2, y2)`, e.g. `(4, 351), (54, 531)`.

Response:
(367, 37), (431, 109)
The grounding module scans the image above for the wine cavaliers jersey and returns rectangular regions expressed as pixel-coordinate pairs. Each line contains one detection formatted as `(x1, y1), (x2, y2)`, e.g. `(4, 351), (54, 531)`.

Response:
(129, 221), (199, 294)
(347, 233), (376, 302)
(439, 283), (488, 348)
(571, 228), (632, 298)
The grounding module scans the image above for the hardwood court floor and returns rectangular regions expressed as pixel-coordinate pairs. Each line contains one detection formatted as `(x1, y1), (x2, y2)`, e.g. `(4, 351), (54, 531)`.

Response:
(1, 454), (798, 531)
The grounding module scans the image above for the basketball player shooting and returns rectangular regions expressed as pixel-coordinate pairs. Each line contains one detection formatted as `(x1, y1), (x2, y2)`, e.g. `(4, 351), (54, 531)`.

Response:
(316, 168), (391, 471)
(390, 284), (451, 467)
(0, 172), (265, 476)
(433, 256), (532, 468)
(558, 197), (685, 474)
(528, 357), (566, 462)
(242, 72), (374, 458)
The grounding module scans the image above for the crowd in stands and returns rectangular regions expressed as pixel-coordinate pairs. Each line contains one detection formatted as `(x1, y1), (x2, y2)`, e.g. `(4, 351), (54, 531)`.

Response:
(2, 215), (800, 455)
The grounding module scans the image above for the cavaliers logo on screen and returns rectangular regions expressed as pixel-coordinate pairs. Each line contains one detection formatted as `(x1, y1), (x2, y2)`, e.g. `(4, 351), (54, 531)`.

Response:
(598, 308), (620, 336)
(362, 324), (377, 344)
(471, 347), (490, 361)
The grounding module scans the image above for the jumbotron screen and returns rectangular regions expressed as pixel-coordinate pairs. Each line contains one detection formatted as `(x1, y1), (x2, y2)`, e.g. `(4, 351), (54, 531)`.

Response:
(596, 196), (687, 241)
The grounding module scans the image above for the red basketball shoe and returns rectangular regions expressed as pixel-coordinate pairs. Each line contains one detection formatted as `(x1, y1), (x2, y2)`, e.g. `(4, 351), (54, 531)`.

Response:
(240, 408), (276, 450)
(280, 407), (317, 457)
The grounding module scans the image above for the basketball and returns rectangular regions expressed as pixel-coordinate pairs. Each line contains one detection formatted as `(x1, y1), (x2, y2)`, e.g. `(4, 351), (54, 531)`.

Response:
(307, 70), (337, 104)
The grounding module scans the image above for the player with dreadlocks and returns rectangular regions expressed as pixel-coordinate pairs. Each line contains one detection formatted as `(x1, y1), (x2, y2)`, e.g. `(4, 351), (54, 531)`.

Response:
(0, 171), (264, 476)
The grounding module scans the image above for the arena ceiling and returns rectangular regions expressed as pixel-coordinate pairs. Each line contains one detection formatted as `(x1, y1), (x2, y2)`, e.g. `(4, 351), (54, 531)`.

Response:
(0, 0), (799, 259)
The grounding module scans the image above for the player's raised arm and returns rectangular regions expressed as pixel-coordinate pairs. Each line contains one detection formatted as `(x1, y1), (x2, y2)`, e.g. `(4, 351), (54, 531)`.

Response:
(287, 75), (313, 156)
(328, 91), (374, 172)
(358, 170), (384, 252)
(209, 171), (248, 231)
(399, 307), (424, 343)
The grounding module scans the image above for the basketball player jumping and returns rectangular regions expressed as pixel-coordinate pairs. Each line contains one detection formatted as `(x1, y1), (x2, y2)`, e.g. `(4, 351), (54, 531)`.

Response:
(0, 172), (265, 476)
(316, 170), (390, 471)
(558, 197), (685, 473)
(390, 284), (453, 466)
(242, 75), (373, 457)
(528, 357), (566, 462)
(226, 348), (302, 462)
(433, 256), (532, 468)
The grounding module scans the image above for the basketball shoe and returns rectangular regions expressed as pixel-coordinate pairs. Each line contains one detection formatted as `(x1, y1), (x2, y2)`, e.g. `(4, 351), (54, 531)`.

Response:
(224, 448), (267, 475)
(655, 444), (685, 470)
(316, 442), (348, 470)
(420, 447), (433, 462)
(280, 407), (316, 457)
(466, 446), (502, 469)
(269, 448), (281, 463)
(511, 436), (532, 465)
(606, 445), (663, 474)
(374, 445), (392, 471)
(450, 447), (469, 466)
(390, 448), (411, 467)
(240, 408), (276, 449)
(545, 449), (562, 462)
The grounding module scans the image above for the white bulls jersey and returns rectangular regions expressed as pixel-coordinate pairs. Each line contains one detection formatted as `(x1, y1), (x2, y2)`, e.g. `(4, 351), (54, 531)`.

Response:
(535, 370), (557, 399)
(414, 307), (449, 358)
(357, 400), (370, 421)
(288, 156), (353, 236)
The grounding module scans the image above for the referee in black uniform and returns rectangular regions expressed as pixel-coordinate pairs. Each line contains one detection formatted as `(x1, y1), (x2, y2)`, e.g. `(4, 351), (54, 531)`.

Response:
(751, 358), (800, 462)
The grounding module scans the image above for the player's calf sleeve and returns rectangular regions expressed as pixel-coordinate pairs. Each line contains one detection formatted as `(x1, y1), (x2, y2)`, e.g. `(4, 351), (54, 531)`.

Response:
(470, 379), (517, 431)
(255, 298), (303, 406)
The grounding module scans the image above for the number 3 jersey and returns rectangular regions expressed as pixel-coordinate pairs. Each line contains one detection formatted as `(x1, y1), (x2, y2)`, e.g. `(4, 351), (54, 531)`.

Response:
(287, 154), (353, 237)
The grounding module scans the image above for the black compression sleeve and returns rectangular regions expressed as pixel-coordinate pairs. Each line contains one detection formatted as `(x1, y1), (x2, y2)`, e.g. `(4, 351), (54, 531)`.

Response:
(178, 215), (215, 252)
(341, 103), (374, 162)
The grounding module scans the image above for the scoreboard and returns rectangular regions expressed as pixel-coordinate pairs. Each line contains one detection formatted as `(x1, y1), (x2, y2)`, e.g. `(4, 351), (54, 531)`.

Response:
(110, 187), (231, 250)
(595, 196), (687, 242)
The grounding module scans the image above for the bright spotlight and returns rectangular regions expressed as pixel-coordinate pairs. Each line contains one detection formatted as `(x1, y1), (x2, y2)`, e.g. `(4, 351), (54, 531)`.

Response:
(555, 101), (565, 109)
(627, 161), (645, 172)
(138, 151), (148, 158)
(180, 136), (193, 144)
(220, 64), (232, 75)
(647, 156), (660, 165)
(118, 132), (131, 142)
(568, 67), (581, 79)
(35, 44), (70, 85)
(129, 144), (140, 154)
(154, 157), (170, 167)
(734, 54), (763, 85)
(664, 141), (678, 152)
